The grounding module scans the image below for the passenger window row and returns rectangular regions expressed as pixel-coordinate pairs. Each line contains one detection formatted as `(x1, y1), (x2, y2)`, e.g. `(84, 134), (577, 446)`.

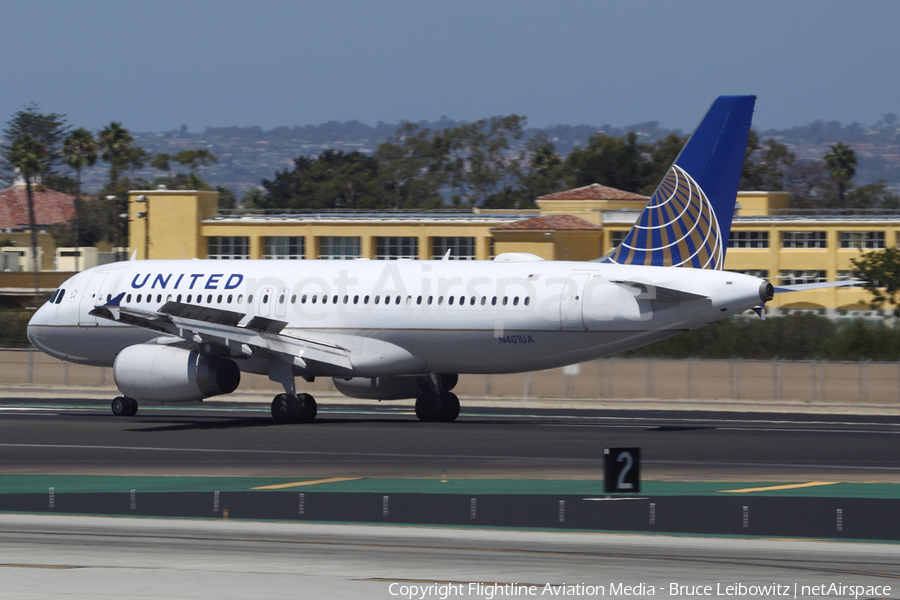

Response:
(115, 293), (247, 305)
(109, 291), (532, 309)
(298, 294), (531, 307)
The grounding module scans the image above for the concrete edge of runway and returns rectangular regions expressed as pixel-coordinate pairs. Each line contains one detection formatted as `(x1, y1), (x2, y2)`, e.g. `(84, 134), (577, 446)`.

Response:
(2, 512), (898, 554)
(2, 384), (900, 416)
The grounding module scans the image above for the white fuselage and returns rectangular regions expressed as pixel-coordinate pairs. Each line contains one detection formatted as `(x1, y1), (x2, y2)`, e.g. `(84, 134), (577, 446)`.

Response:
(27, 258), (768, 377)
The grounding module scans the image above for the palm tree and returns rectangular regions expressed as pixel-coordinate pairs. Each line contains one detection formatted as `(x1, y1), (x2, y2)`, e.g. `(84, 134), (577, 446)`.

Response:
(824, 142), (857, 206)
(98, 122), (134, 259)
(61, 128), (99, 270)
(98, 121), (133, 189)
(9, 134), (48, 301)
(62, 128), (99, 197)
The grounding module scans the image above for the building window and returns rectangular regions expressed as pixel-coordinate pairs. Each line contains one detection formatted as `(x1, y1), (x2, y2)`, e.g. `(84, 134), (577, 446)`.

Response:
(318, 236), (361, 260)
(778, 270), (827, 285)
(728, 231), (769, 249)
(375, 237), (418, 260)
(839, 231), (885, 249)
(836, 271), (865, 288)
(264, 236), (305, 259)
(207, 236), (249, 259)
(731, 269), (769, 280)
(609, 231), (628, 248)
(781, 231), (826, 249)
(432, 237), (475, 260)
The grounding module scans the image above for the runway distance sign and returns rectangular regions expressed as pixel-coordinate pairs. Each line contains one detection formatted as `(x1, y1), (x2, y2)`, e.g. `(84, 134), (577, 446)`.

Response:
(604, 447), (640, 493)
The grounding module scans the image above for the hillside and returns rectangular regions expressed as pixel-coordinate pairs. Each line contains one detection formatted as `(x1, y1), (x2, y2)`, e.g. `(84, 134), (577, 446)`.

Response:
(75, 117), (900, 196)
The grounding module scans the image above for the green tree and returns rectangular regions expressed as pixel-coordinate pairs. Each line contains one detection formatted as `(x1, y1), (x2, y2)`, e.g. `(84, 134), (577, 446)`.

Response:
(151, 149), (218, 191)
(241, 187), (268, 208)
(373, 123), (449, 209)
(740, 131), (796, 192)
(639, 133), (687, 195)
(851, 246), (900, 315)
(444, 115), (526, 206)
(505, 133), (568, 208)
(566, 131), (644, 192)
(173, 149), (217, 171)
(1, 102), (69, 188)
(767, 157), (834, 209)
(61, 128), (99, 197)
(49, 197), (115, 248)
(823, 141), (857, 206)
(7, 134), (48, 299)
(151, 152), (172, 172)
(215, 186), (237, 210)
(261, 150), (383, 210)
(98, 122), (136, 254)
(846, 180), (900, 209)
(98, 121), (134, 189)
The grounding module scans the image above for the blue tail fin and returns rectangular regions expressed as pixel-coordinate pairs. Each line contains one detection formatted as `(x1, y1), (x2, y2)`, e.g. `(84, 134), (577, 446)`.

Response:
(605, 95), (755, 269)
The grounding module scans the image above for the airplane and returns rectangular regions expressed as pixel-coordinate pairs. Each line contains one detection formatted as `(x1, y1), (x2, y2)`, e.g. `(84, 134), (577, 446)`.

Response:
(29, 95), (796, 424)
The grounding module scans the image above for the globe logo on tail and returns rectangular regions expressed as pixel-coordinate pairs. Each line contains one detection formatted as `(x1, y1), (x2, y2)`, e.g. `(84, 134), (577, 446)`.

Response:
(607, 164), (723, 270)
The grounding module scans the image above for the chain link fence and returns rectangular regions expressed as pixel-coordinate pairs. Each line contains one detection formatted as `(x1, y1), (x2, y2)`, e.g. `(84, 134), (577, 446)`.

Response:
(3, 349), (899, 407)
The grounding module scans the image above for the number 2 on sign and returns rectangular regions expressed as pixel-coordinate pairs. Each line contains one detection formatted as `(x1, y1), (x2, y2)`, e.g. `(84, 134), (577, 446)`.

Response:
(617, 451), (634, 490)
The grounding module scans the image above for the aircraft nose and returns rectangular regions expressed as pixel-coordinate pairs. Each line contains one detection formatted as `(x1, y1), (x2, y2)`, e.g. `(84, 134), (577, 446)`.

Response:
(27, 302), (54, 353)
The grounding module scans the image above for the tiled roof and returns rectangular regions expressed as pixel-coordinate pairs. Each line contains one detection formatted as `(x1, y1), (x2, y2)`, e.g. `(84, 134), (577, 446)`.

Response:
(492, 214), (602, 231)
(0, 186), (76, 230)
(537, 183), (648, 202)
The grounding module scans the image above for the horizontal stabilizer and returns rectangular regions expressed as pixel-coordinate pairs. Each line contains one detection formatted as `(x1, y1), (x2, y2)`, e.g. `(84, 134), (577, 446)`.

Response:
(612, 280), (709, 303)
(774, 280), (863, 293)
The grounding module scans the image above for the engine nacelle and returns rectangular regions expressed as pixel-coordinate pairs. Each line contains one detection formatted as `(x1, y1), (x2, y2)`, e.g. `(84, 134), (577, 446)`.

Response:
(114, 345), (240, 402)
(332, 374), (458, 400)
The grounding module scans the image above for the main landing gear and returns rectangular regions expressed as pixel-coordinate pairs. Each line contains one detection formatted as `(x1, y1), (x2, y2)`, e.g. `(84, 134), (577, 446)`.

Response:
(111, 396), (138, 417)
(414, 390), (460, 423)
(271, 393), (318, 424)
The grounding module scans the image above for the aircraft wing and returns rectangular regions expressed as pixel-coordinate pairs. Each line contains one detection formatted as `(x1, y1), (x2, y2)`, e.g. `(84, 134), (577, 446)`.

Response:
(90, 295), (352, 370)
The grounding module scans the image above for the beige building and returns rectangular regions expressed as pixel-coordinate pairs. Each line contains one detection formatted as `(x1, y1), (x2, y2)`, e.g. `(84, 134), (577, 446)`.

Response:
(121, 185), (892, 315)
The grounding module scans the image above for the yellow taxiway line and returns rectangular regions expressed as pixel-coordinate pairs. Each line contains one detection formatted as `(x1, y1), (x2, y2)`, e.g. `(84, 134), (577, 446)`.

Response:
(251, 477), (362, 490)
(720, 481), (839, 494)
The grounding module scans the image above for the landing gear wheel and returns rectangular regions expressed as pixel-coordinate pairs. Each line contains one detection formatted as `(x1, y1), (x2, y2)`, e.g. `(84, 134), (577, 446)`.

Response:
(438, 391), (460, 422)
(297, 393), (318, 423)
(271, 393), (300, 424)
(415, 392), (442, 422)
(112, 396), (138, 417)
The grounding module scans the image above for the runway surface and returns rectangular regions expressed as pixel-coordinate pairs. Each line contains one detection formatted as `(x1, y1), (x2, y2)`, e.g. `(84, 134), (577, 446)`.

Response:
(0, 394), (898, 482)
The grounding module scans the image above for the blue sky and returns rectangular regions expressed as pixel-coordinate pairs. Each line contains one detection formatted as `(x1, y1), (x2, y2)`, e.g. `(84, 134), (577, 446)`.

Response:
(2, 0), (898, 134)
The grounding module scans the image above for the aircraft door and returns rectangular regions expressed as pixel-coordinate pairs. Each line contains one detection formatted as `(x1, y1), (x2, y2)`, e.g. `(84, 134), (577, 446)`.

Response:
(559, 273), (589, 330)
(274, 287), (289, 318)
(78, 272), (108, 327)
(257, 286), (275, 317)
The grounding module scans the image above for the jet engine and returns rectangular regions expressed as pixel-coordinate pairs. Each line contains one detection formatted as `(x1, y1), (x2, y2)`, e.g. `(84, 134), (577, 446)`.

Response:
(333, 373), (458, 400)
(113, 345), (240, 402)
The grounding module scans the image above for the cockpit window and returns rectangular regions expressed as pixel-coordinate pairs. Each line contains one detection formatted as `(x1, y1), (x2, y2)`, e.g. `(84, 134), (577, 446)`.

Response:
(55, 289), (66, 304)
(48, 290), (59, 304)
